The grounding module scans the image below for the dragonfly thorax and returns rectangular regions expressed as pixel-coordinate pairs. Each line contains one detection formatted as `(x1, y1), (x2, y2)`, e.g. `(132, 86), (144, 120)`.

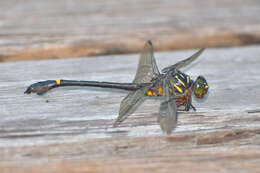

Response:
(169, 70), (193, 94)
(146, 70), (193, 97)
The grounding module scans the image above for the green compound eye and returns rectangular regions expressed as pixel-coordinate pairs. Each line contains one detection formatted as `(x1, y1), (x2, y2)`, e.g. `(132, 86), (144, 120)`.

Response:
(193, 76), (209, 99)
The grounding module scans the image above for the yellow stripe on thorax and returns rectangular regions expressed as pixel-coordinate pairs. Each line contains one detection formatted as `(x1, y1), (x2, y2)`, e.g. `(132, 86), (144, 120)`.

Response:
(173, 84), (183, 93)
(176, 76), (186, 87)
(179, 73), (185, 79)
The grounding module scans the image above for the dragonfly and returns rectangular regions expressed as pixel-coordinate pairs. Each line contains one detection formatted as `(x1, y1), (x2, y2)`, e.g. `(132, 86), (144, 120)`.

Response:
(25, 40), (209, 134)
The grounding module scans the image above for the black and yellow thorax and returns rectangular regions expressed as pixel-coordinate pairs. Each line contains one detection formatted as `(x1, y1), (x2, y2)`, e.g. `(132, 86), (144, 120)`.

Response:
(146, 70), (193, 96)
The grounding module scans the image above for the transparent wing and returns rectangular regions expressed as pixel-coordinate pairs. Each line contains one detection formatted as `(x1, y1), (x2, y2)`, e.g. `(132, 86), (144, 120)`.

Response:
(157, 78), (178, 134)
(162, 48), (205, 73)
(133, 40), (160, 83)
(113, 85), (151, 127)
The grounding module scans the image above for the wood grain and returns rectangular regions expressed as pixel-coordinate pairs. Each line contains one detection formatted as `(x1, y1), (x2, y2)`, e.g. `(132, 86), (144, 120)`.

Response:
(1, 46), (260, 172)
(1, 0), (260, 62)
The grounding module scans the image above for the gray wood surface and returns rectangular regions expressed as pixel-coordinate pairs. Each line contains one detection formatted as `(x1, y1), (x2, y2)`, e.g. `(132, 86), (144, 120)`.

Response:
(1, 0), (260, 61)
(1, 46), (260, 172)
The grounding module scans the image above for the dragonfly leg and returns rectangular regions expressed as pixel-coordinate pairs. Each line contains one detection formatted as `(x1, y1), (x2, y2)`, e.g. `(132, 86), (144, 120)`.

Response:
(184, 100), (196, 111)
(190, 103), (196, 111)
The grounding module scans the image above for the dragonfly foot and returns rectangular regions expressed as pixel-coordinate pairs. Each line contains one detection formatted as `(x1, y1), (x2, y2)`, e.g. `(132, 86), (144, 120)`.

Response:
(190, 104), (196, 111)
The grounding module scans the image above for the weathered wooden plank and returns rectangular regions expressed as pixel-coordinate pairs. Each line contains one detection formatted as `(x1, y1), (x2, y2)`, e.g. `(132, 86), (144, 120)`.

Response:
(1, 0), (260, 61)
(1, 128), (260, 173)
(1, 46), (260, 172)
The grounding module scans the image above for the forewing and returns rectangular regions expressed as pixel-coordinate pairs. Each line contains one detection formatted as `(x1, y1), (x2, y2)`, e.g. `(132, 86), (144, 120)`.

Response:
(162, 48), (205, 73)
(157, 79), (178, 134)
(113, 86), (150, 127)
(133, 40), (160, 83)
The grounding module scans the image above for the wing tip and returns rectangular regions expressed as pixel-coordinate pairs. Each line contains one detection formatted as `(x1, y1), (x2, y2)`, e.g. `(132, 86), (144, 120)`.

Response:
(147, 40), (152, 45)
(199, 48), (206, 52)
(142, 40), (153, 53)
(112, 121), (119, 127)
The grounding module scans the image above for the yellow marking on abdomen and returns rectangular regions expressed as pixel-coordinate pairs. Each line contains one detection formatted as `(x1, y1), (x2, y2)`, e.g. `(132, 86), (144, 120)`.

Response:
(173, 84), (183, 93)
(152, 91), (157, 96)
(158, 87), (163, 95)
(146, 90), (153, 96)
(56, 80), (61, 85)
(146, 90), (158, 96)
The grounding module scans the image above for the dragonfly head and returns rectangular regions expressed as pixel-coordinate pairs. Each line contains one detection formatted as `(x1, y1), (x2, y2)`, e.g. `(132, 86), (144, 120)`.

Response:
(193, 76), (209, 99)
